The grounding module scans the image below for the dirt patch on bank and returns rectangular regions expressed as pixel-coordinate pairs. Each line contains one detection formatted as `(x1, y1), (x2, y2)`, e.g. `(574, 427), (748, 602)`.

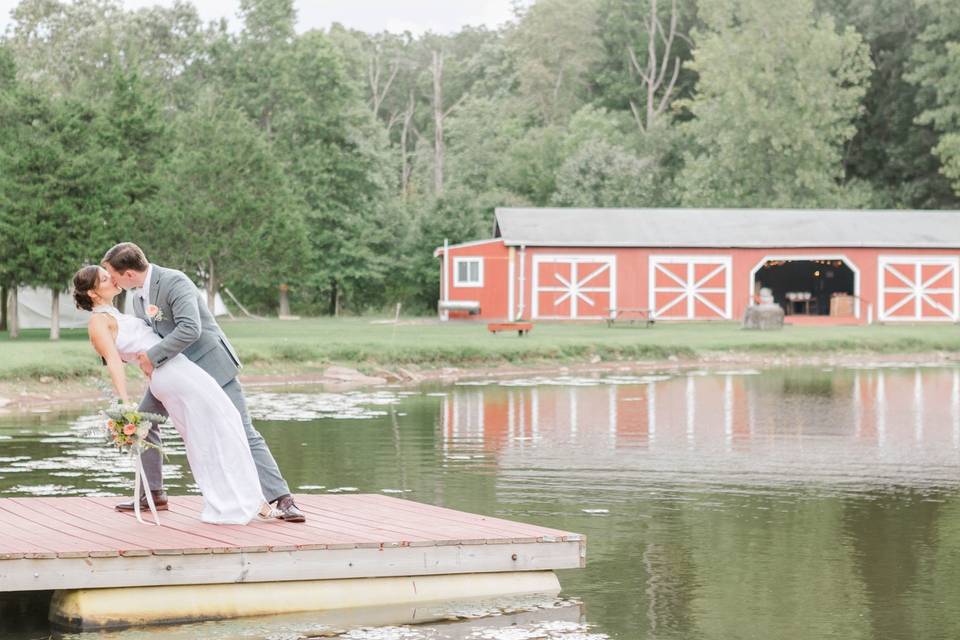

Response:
(2, 351), (958, 417)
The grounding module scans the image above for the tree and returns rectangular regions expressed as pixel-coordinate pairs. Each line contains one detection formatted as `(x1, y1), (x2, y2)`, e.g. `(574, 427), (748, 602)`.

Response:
(328, 26), (423, 196)
(0, 46), (16, 333)
(6, 0), (213, 107)
(366, 33), (403, 121)
(214, 7), (400, 314)
(552, 139), (658, 207)
(146, 97), (308, 312)
(0, 90), (125, 339)
(399, 188), (514, 313)
(908, 0), (960, 198)
(419, 28), (500, 194)
(103, 70), (170, 234)
(0, 46), (14, 89)
(282, 34), (397, 313)
(444, 95), (531, 196)
(429, 49), (451, 194)
(625, 0), (685, 132)
(593, 0), (698, 120)
(677, 0), (874, 208)
(829, 0), (958, 208)
(550, 104), (683, 207)
(508, 0), (605, 124)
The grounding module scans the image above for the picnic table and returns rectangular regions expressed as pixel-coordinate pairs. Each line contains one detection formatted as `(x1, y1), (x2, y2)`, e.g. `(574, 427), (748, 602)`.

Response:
(606, 308), (655, 327)
(487, 322), (533, 337)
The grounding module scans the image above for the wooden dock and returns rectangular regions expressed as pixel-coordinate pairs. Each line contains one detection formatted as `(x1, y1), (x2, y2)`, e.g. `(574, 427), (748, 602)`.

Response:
(0, 494), (584, 592)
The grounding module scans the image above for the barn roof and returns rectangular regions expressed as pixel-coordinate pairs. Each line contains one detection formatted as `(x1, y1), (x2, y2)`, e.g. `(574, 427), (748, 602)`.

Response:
(493, 208), (960, 248)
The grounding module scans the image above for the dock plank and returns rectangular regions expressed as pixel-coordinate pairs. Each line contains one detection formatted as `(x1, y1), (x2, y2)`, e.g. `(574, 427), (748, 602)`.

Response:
(161, 504), (325, 552)
(81, 497), (256, 552)
(298, 503), (515, 545)
(137, 496), (372, 547)
(8, 497), (155, 557)
(0, 500), (122, 557)
(293, 500), (471, 545)
(294, 497), (486, 541)
(0, 523), (58, 558)
(68, 497), (229, 554)
(348, 495), (568, 540)
(0, 494), (584, 592)
(369, 495), (578, 539)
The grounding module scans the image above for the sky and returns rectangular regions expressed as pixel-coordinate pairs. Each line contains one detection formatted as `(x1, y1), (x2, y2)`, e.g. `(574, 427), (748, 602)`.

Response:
(0, 0), (522, 35)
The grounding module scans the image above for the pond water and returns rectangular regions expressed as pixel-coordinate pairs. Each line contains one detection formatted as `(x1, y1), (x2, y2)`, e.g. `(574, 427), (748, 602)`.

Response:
(2, 364), (960, 639)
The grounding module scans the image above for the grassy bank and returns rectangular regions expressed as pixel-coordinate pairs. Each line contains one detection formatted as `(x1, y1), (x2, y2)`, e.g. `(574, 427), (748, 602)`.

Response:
(1, 318), (959, 382)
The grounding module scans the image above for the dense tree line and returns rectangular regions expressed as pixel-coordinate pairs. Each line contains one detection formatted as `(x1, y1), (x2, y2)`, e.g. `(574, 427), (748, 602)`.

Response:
(1, 0), (958, 336)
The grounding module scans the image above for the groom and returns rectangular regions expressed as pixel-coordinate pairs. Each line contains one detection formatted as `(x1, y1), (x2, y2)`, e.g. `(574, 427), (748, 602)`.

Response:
(102, 242), (305, 522)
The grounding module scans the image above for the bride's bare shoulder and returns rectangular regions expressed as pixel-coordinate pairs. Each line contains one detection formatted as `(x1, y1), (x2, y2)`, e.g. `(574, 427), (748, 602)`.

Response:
(87, 312), (117, 332)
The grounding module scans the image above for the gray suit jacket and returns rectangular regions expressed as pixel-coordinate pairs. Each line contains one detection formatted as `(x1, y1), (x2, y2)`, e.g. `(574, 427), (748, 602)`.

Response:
(133, 264), (241, 387)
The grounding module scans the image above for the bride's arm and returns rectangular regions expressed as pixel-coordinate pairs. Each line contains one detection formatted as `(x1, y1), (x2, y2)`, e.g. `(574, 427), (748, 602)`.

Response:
(89, 315), (130, 405)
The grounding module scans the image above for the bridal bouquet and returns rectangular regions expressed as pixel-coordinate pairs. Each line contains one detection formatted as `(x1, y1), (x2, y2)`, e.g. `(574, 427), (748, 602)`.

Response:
(103, 405), (167, 525)
(103, 405), (166, 454)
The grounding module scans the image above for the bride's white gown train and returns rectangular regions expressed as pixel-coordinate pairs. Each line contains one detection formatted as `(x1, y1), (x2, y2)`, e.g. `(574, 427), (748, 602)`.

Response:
(94, 305), (266, 524)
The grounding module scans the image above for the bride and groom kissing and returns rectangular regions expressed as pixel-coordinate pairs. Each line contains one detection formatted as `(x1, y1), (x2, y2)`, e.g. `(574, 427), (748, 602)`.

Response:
(72, 242), (305, 525)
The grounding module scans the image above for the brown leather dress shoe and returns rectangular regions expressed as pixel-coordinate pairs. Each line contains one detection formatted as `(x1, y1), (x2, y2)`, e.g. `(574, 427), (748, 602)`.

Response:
(275, 495), (306, 522)
(115, 490), (168, 512)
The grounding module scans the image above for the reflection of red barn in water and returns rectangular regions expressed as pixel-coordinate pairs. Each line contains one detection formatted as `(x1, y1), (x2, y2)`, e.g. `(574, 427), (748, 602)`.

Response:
(442, 376), (758, 451)
(435, 208), (960, 324)
(441, 369), (960, 453)
(853, 368), (960, 447)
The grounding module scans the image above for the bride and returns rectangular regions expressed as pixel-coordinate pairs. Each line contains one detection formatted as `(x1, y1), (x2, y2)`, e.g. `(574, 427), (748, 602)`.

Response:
(73, 264), (269, 525)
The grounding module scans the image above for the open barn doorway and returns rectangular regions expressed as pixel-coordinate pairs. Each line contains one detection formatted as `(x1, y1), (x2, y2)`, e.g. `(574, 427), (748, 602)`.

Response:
(752, 258), (857, 318)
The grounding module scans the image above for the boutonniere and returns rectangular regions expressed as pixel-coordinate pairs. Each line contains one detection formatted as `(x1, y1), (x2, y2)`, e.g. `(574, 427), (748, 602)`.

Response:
(146, 304), (165, 322)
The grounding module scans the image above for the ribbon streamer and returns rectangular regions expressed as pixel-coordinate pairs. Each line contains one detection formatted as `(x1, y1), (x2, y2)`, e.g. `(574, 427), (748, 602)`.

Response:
(131, 449), (160, 526)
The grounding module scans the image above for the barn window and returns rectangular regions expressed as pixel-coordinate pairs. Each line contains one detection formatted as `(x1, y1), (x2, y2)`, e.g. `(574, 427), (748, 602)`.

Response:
(454, 257), (483, 287)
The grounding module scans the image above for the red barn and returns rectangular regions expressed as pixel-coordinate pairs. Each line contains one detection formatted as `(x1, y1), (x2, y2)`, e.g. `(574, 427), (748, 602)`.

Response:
(434, 208), (960, 324)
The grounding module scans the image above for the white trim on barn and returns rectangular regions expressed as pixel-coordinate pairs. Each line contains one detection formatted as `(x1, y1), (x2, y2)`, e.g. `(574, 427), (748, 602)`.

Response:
(531, 254), (617, 320)
(648, 255), (732, 320)
(453, 257), (484, 288)
(440, 239), (450, 320)
(877, 255), (959, 322)
(747, 254), (862, 320)
(507, 247), (516, 321)
(432, 238), (503, 257)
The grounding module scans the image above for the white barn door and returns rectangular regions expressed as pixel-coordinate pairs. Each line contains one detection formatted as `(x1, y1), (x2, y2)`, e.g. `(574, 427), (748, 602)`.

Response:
(878, 256), (959, 322)
(649, 256), (732, 320)
(532, 255), (616, 319)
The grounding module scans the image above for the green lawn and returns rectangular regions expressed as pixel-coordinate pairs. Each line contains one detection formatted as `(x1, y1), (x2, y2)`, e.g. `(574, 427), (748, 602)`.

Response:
(1, 318), (959, 381)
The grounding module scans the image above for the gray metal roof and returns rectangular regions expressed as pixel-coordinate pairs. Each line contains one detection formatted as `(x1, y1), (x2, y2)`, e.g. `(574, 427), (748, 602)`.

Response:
(493, 208), (960, 248)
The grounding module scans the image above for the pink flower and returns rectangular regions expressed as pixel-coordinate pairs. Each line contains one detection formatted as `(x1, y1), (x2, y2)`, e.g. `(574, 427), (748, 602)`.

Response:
(146, 304), (160, 318)
(123, 423), (136, 435)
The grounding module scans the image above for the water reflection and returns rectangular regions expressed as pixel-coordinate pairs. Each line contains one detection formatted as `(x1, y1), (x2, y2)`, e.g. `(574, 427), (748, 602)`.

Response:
(1, 594), (587, 640)
(0, 413), (188, 497)
(437, 367), (960, 638)
(441, 367), (960, 490)
(2, 366), (960, 639)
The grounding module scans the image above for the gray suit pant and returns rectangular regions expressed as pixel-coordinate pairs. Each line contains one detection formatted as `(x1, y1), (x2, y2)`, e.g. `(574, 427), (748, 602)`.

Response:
(138, 377), (291, 503)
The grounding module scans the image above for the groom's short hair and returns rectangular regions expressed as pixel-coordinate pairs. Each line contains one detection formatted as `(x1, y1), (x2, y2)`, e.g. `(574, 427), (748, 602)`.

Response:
(102, 242), (148, 273)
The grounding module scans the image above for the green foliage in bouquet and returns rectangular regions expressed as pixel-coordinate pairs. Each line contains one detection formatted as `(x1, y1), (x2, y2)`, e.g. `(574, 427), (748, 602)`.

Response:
(103, 405), (166, 454)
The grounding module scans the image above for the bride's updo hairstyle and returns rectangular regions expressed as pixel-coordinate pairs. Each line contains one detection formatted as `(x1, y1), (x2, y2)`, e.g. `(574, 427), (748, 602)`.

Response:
(73, 265), (100, 312)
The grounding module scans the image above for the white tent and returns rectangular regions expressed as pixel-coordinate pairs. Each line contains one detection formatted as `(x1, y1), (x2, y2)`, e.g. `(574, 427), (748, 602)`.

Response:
(12, 287), (229, 330)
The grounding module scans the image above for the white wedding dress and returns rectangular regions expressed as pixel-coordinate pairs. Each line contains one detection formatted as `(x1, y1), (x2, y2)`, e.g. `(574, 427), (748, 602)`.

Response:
(94, 305), (266, 525)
